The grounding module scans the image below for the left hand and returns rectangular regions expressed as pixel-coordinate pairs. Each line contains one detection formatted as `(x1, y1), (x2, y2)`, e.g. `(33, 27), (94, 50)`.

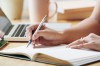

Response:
(67, 33), (100, 51)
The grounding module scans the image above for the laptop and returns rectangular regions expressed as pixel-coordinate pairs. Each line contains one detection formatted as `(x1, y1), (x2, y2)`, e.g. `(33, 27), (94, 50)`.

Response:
(0, 8), (29, 41)
(0, 8), (72, 41)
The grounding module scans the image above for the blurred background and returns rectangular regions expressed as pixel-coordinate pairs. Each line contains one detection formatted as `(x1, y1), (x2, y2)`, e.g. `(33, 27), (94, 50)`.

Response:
(22, 0), (95, 21)
(0, 0), (96, 22)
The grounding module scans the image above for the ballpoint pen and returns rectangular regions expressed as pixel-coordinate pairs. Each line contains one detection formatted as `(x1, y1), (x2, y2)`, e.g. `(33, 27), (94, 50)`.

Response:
(26, 15), (47, 48)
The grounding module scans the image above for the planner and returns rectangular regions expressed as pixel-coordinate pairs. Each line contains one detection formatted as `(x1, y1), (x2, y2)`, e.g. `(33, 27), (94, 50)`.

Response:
(0, 45), (100, 66)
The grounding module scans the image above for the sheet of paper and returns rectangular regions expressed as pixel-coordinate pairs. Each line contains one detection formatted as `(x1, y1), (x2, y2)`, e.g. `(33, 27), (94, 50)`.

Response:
(0, 45), (66, 59)
(0, 45), (100, 65)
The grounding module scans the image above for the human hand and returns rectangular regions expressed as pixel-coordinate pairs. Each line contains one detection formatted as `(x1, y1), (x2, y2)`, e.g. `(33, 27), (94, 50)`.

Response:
(26, 24), (66, 46)
(67, 33), (100, 51)
(26, 24), (39, 40)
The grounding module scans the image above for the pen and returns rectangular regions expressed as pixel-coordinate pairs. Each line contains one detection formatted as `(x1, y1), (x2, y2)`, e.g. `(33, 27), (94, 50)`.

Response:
(26, 15), (47, 48)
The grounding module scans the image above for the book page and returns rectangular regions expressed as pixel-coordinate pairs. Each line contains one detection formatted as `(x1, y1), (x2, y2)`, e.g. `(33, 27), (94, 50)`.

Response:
(0, 44), (100, 65)
(0, 44), (66, 60)
(37, 48), (100, 65)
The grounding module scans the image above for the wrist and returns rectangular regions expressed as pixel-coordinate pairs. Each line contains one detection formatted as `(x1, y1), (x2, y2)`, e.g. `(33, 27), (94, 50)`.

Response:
(59, 29), (72, 44)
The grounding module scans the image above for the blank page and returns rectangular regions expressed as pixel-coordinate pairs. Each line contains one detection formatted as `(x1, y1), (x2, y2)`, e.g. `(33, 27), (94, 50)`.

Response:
(0, 45), (100, 65)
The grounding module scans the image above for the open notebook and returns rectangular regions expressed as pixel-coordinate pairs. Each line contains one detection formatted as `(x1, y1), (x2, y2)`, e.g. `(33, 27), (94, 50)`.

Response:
(0, 45), (100, 66)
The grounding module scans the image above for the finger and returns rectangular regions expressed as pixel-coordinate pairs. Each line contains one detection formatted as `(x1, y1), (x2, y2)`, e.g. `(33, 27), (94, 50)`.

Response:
(70, 44), (83, 49)
(26, 24), (39, 40)
(26, 27), (33, 40)
(25, 30), (32, 40)
(32, 40), (40, 48)
(32, 30), (62, 41)
(32, 40), (35, 44)
(83, 33), (100, 42)
(32, 30), (48, 40)
(39, 37), (60, 46)
(70, 42), (94, 49)
(35, 38), (40, 44)
(39, 37), (51, 46)
(67, 38), (84, 47)
(32, 41), (35, 48)
(39, 37), (59, 46)
(32, 39), (39, 48)
(81, 42), (95, 49)
(88, 33), (100, 38)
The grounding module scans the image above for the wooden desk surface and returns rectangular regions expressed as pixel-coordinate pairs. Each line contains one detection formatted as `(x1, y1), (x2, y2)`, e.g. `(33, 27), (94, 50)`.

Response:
(0, 19), (100, 66)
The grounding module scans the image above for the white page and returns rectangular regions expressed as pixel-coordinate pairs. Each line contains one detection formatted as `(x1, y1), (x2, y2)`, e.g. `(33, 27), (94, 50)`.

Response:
(0, 45), (66, 59)
(33, 47), (100, 65)
(0, 44), (100, 66)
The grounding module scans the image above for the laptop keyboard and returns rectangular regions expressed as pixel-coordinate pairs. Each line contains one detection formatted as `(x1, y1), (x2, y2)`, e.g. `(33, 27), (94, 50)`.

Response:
(5, 25), (14, 35)
(5, 24), (29, 37)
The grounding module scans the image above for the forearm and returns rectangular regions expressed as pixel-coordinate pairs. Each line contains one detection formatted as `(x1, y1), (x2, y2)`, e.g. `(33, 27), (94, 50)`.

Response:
(90, 0), (100, 22)
(60, 0), (100, 44)
(62, 17), (100, 43)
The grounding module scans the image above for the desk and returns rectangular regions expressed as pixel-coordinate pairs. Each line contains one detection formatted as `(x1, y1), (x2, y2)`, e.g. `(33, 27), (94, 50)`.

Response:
(0, 19), (100, 66)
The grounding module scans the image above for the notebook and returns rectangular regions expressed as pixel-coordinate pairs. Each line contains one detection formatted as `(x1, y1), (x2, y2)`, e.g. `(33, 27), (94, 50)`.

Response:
(0, 45), (100, 66)
(0, 8), (71, 41)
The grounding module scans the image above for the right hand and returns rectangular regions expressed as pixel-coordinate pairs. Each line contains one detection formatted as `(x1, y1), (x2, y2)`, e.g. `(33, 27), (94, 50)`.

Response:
(26, 24), (66, 46)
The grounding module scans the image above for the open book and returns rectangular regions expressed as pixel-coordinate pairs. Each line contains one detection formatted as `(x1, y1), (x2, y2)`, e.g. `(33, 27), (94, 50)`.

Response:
(0, 45), (100, 66)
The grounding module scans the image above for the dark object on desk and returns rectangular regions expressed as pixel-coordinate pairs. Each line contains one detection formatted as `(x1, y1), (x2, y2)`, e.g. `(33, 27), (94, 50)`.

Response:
(0, 39), (8, 49)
